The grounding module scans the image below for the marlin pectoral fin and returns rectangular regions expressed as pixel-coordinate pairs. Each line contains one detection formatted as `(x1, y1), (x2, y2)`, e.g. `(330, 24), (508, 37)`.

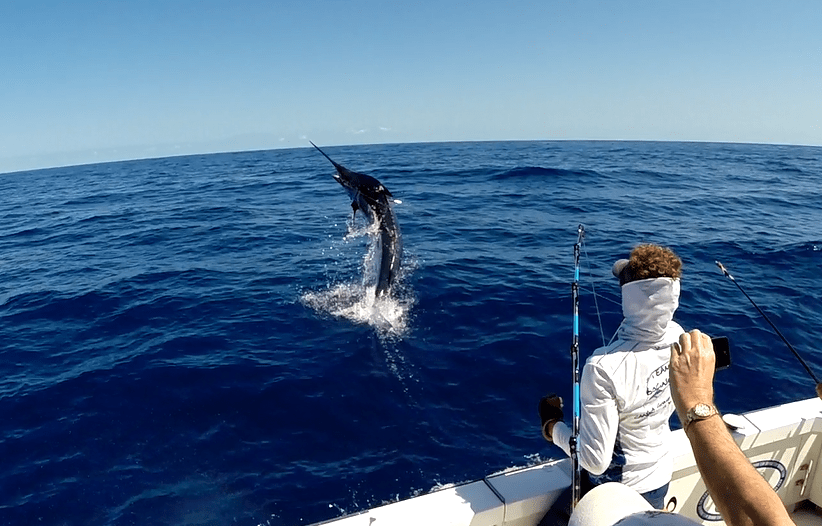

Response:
(351, 201), (359, 222)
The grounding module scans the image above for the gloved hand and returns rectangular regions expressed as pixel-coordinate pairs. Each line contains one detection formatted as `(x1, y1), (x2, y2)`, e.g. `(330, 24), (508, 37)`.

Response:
(538, 394), (564, 426)
(538, 394), (564, 442)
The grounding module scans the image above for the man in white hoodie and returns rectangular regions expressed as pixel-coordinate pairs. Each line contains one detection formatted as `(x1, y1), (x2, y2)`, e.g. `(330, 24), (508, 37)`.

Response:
(539, 244), (684, 522)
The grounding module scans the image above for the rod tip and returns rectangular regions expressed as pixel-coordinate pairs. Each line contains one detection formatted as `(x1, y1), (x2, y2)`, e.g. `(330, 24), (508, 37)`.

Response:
(715, 261), (731, 278)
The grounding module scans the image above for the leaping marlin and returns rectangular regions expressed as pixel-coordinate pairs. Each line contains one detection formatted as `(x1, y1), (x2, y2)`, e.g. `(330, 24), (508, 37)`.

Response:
(311, 142), (402, 297)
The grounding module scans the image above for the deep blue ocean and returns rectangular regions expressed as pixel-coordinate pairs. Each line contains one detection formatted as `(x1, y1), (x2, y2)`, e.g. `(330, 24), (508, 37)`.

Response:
(1, 141), (821, 526)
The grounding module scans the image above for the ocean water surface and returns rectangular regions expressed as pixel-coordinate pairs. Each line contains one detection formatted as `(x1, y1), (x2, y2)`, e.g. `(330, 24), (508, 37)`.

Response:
(1, 141), (821, 525)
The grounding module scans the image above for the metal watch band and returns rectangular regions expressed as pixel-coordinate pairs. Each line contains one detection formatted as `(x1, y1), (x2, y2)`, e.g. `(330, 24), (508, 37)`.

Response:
(684, 403), (719, 432)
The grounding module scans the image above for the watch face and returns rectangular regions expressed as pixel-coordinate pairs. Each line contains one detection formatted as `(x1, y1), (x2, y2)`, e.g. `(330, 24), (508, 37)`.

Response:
(694, 404), (712, 417)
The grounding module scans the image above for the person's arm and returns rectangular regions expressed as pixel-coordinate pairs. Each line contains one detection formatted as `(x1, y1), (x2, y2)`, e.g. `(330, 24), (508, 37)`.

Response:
(670, 330), (795, 526)
(546, 362), (619, 476)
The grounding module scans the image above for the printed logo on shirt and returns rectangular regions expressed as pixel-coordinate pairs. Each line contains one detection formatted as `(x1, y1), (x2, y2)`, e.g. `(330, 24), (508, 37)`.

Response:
(635, 397), (673, 419)
(646, 363), (669, 397)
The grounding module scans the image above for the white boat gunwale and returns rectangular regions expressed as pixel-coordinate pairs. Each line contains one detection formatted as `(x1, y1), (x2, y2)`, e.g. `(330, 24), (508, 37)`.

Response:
(307, 397), (822, 526)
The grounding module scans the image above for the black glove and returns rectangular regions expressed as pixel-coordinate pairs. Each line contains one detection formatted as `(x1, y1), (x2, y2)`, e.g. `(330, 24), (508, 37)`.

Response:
(538, 394), (564, 427)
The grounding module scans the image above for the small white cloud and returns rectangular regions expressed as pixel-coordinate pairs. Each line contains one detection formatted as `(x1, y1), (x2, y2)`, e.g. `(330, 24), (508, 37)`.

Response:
(379, 127), (391, 131)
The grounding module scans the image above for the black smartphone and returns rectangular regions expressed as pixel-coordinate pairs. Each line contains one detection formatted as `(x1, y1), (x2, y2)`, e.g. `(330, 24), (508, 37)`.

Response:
(712, 336), (731, 371)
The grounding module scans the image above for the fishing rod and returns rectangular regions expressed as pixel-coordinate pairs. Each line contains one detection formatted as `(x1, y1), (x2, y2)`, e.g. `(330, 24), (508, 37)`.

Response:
(716, 261), (822, 399)
(570, 224), (584, 508)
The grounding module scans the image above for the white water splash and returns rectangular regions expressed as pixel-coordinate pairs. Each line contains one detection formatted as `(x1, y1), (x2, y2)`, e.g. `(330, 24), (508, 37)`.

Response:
(301, 221), (414, 340)
(301, 281), (412, 340)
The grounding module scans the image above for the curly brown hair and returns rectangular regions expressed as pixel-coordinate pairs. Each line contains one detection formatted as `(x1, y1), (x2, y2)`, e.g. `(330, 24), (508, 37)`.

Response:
(626, 244), (682, 282)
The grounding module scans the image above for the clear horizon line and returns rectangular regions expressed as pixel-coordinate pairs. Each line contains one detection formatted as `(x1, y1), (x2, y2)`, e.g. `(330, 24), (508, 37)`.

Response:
(3, 137), (821, 176)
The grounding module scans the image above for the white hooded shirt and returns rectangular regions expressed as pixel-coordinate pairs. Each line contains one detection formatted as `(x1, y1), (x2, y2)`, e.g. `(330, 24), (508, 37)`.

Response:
(553, 277), (684, 494)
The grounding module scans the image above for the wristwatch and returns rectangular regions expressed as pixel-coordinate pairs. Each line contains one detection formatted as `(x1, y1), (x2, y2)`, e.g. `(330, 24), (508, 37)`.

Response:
(683, 403), (719, 431)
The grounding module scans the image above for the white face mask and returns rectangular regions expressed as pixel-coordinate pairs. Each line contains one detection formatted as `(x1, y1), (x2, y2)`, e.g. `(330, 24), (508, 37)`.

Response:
(620, 278), (681, 341)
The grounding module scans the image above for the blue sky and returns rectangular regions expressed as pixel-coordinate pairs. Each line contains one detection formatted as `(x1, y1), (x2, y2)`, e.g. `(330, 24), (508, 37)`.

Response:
(1, 0), (820, 173)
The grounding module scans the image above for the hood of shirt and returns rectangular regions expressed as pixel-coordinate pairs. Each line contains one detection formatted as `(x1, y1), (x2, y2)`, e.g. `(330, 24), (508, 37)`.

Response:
(618, 278), (680, 342)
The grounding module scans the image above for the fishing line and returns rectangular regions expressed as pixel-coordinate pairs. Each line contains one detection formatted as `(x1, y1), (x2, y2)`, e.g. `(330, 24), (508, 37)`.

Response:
(716, 261), (822, 398)
(587, 289), (622, 309)
(581, 240), (607, 347)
